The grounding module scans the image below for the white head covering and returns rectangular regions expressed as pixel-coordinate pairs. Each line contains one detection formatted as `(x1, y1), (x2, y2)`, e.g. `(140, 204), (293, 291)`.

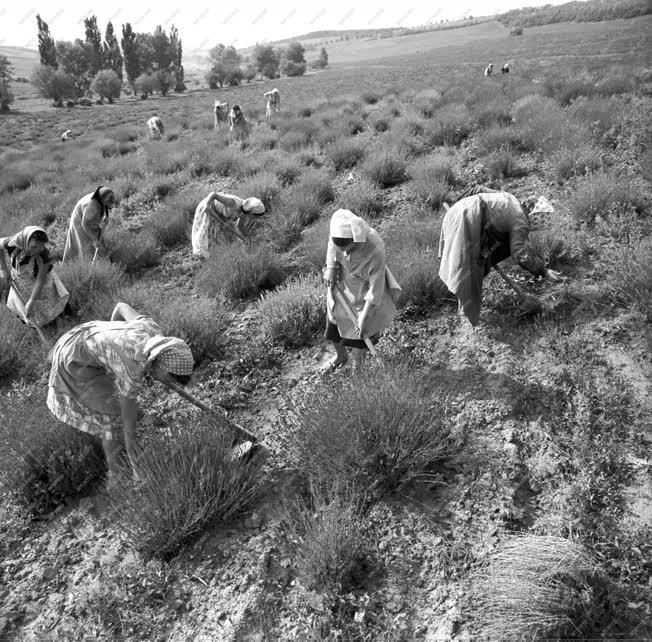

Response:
(329, 209), (368, 242)
(528, 196), (555, 231)
(242, 197), (266, 216)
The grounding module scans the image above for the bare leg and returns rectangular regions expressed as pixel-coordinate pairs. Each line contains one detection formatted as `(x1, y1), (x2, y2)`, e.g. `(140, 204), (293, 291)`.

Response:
(101, 438), (125, 477)
(321, 341), (348, 375)
(351, 348), (366, 372)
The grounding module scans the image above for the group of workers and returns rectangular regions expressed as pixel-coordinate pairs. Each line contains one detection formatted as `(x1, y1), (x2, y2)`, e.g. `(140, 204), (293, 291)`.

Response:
(1, 167), (562, 482)
(485, 62), (510, 77)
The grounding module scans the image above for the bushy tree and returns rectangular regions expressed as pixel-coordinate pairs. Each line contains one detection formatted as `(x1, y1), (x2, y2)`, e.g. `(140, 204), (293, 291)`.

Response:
(121, 23), (139, 91)
(135, 33), (156, 76)
(31, 64), (75, 105)
(153, 69), (173, 95)
(318, 47), (328, 68)
(134, 73), (154, 98)
(207, 43), (241, 88)
(282, 60), (307, 77)
(152, 25), (173, 71)
(102, 22), (123, 80)
(243, 63), (257, 82)
(253, 44), (279, 79)
(84, 15), (103, 77)
(36, 14), (57, 68)
(282, 43), (307, 76)
(169, 25), (185, 92)
(91, 69), (121, 103)
(0, 56), (14, 112)
(285, 41), (306, 64)
(56, 40), (93, 96)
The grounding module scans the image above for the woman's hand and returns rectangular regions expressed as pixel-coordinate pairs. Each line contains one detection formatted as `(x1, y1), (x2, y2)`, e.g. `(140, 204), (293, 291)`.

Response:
(324, 265), (341, 288)
(358, 308), (370, 337)
(544, 268), (565, 283)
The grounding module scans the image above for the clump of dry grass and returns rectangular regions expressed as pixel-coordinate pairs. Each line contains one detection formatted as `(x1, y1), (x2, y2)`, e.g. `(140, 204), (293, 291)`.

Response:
(337, 179), (386, 218)
(486, 147), (527, 179)
(388, 217), (450, 310)
(198, 243), (285, 301)
(57, 257), (127, 320)
(602, 236), (652, 316)
(469, 534), (611, 640)
(259, 274), (325, 348)
(566, 171), (646, 225)
(271, 156), (303, 186)
(104, 225), (161, 272)
(409, 154), (457, 210)
(280, 363), (455, 495)
(109, 418), (260, 559)
(363, 148), (408, 188)
(150, 188), (201, 248)
(0, 306), (45, 383)
(297, 169), (335, 205)
(280, 484), (370, 594)
(236, 171), (282, 211)
(553, 145), (602, 182)
(121, 283), (230, 362)
(326, 138), (367, 171)
(0, 392), (106, 515)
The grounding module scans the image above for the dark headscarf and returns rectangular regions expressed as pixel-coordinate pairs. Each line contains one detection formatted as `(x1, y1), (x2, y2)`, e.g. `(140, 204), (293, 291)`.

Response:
(91, 185), (115, 218)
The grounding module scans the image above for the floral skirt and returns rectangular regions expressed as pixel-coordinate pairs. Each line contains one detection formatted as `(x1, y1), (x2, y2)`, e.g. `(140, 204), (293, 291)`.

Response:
(47, 386), (122, 441)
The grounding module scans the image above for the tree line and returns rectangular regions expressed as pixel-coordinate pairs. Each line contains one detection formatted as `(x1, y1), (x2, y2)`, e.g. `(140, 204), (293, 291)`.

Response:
(31, 14), (185, 106)
(206, 42), (328, 89)
(498, 0), (650, 28)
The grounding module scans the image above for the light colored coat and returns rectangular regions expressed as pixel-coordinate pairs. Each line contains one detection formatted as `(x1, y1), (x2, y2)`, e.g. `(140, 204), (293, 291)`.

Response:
(325, 228), (401, 340)
(147, 116), (164, 139)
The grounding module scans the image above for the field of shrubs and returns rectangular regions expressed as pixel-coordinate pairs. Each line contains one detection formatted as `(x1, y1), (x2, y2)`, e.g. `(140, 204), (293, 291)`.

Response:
(0, 15), (651, 641)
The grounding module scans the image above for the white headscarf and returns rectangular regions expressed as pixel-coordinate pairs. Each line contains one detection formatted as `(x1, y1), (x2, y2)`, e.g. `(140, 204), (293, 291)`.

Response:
(242, 197), (266, 215)
(329, 209), (369, 242)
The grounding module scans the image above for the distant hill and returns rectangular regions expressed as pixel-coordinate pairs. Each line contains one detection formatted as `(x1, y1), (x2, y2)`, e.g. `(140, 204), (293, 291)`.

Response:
(498, 0), (650, 28)
(0, 46), (39, 78)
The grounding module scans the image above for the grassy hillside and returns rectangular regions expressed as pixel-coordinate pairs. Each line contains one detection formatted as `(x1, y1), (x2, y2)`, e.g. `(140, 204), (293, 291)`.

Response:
(0, 46), (39, 78)
(0, 13), (650, 642)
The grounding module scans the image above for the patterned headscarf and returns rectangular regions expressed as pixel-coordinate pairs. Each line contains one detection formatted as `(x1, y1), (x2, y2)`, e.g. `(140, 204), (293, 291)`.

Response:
(135, 335), (194, 376)
(7, 225), (49, 264)
(528, 196), (555, 231)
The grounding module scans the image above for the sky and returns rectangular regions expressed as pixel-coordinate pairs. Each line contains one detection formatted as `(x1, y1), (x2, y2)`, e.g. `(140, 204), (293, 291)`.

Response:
(0, 0), (574, 54)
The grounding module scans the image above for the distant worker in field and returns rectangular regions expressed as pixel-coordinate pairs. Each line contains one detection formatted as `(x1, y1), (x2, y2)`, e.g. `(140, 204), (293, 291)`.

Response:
(0, 225), (69, 329)
(501, 63), (510, 74)
(322, 209), (402, 374)
(229, 105), (249, 141)
(62, 186), (115, 264)
(147, 116), (164, 139)
(485, 62), (494, 77)
(47, 301), (195, 481)
(191, 191), (266, 257)
(213, 100), (230, 130)
(264, 88), (281, 122)
(438, 187), (564, 326)
(61, 129), (72, 142)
